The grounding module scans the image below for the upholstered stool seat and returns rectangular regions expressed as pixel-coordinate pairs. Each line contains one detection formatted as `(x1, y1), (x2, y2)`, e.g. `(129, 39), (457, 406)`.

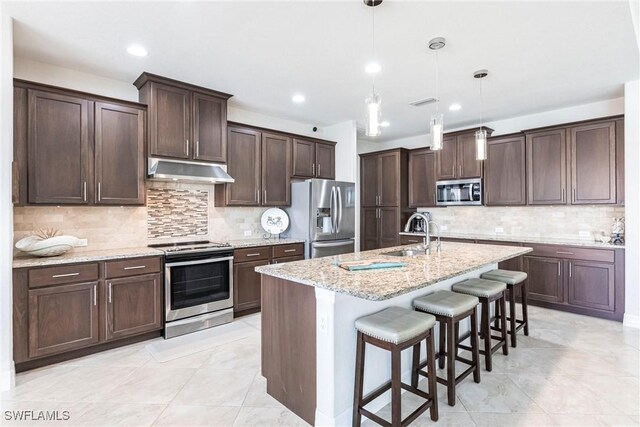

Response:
(452, 278), (509, 372)
(353, 307), (438, 426)
(481, 269), (530, 348)
(412, 290), (481, 406)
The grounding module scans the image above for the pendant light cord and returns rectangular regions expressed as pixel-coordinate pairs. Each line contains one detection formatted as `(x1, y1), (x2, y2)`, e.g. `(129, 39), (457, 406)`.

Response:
(371, 2), (376, 90)
(479, 76), (483, 131)
(435, 50), (439, 114)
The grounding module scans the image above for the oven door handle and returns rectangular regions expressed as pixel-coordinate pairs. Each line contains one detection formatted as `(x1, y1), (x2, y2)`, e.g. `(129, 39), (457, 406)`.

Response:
(165, 256), (234, 268)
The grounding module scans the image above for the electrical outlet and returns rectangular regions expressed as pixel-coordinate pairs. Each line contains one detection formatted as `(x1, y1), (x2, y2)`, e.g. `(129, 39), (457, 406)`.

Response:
(76, 238), (88, 247)
(243, 230), (252, 237)
(579, 231), (590, 237)
(495, 227), (504, 233)
(440, 225), (448, 231)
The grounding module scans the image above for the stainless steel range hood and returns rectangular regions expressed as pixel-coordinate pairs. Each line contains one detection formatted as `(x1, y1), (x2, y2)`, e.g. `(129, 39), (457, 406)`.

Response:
(148, 158), (234, 184)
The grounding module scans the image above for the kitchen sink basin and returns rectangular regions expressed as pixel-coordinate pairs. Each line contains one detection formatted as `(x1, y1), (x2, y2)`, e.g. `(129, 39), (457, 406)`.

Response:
(382, 249), (426, 257)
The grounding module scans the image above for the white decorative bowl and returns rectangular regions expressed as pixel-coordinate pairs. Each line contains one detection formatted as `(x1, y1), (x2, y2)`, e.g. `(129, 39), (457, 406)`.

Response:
(15, 235), (79, 257)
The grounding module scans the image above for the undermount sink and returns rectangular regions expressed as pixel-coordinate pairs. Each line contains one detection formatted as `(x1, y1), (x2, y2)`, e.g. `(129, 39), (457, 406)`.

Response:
(382, 248), (426, 257)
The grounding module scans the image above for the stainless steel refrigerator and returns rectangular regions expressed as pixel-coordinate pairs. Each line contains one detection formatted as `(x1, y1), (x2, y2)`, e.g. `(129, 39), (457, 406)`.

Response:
(286, 179), (356, 258)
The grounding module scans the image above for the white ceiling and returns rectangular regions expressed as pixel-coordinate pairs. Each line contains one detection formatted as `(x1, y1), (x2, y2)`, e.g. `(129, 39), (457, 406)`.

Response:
(6, 1), (639, 142)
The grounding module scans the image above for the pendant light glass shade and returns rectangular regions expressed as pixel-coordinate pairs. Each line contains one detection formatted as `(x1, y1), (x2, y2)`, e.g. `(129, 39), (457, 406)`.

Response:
(365, 91), (381, 137)
(430, 112), (444, 150)
(475, 128), (487, 160)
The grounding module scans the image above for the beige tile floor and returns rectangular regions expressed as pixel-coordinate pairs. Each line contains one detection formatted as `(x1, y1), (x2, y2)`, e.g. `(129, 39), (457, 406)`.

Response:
(1, 306), (638, 426)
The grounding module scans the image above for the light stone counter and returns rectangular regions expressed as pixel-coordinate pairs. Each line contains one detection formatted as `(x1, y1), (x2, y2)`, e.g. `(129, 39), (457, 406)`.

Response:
(226, 237), (305, 248)
(256, 241), (532, 301)
(412, 232), (625, 249)
(13, 247), (164, 269)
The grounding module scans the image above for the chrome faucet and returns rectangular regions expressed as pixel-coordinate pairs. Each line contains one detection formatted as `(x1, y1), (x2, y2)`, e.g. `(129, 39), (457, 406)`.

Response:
(404, 212), (441, 255)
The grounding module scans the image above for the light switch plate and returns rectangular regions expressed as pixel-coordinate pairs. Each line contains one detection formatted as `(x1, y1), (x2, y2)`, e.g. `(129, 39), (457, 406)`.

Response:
(76, 238), (88, 247)
(495, 227), (504, 233)
(440, 225), (448, 231)
(243, 230), (252, 237)
(579, 231), (590, 237)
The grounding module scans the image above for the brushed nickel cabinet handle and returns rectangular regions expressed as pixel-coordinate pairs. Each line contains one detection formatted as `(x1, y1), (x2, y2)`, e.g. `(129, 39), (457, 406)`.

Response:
(124, 265), (146, 270)
(562, 188), (566, 202)
(97, 182), (101, 202)
(569, 262), (572, 278)
(264, 190), (267, 203)
(459, 164), (462, 177)
(556, 251), (574, 255)
(83, 182), (87, 202)
(557, 262), (561, 276)
(186, 139), (189, 156)
(312, 163), (315, 176)
(318, 163), (321, 176)
(52, 272), (79, 278)
(246, 253), (261, 257)
(93, 284), (97, 306)
(572, 188), (576, 202)
(196, 140), (200, 157)
(255, 189), (258, 203)
(284, 249), (296, 253)
(108, 282), (112, 303)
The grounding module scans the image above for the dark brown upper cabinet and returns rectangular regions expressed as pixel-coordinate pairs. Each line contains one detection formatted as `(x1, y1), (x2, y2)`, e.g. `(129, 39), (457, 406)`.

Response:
(408, 148), (437, 208)
(291, 138), (336, 179)
(436, 129), (490, 180)
(262, 132), (292, 206)
(94, 102), (146, 205)
(14, 80), (147, 206)
(27, 89), (90, 205)
(485, 134), (526, 206)
(569, 121), (616, 204)
(526, 128), (567, 205)
(135, 73), (232, 164)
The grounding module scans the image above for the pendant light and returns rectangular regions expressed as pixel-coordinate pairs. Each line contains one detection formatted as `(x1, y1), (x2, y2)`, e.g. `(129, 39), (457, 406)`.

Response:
(474, 69), (488, 160)
(364, 0), (382, 137)
(429, 37), (446, 150)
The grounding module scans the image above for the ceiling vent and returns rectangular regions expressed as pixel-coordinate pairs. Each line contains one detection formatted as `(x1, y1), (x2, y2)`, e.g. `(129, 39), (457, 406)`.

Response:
(409, 97), (438, 107)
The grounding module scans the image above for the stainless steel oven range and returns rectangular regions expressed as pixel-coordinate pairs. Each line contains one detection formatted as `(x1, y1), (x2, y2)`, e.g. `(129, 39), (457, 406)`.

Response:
(149, 241), (234, 339)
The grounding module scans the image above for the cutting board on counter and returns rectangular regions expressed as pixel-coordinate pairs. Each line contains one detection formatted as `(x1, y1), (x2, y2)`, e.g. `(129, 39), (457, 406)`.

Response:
(338, 258), (406, 271)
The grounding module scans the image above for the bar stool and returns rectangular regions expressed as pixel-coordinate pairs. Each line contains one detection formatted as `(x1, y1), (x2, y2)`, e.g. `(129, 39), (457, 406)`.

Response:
(353, 306), (439, 427)
(481, 269), (529, 348)
(413, 290), (481, 406)
(452, 278), (509, 372)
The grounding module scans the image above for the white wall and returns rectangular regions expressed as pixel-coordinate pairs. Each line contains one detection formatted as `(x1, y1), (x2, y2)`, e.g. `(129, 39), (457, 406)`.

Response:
(0, 12), (15, 391)
(624, 81), (639, 328)
(358, 97), (625, 154)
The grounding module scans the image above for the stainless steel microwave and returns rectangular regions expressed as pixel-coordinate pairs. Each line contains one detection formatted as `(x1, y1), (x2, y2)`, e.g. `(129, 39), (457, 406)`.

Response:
(436, 178), (483, 206)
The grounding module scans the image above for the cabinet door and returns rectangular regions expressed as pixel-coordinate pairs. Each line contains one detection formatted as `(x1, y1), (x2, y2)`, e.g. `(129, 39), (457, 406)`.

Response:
(567, 260), (615, 312)
(361, 155), (379, 207)
(526, 129), (567, 205)
(225, 127), (261, 206)
(28, 282), (99, 358)
(262, 132), (291, 206)
(94, 102), (145, 205)
(192, 92), (227, 163)
(569, 121), (616, 204)
(106, 273), (162, 341)
(234, 259), (269, 314)
(436, 135), (457, 180)
(27, 90), (90, 204)
(485, 136), (526, 206)
(408, 149), (436, 208)
(379, 207), (399, 248)
(149, 82), (190, 159)
(378, 151), (400, 206)
(457, 133), (483, 178)
(523, 256), (564, 303)
(361, 207), (379, 251)
(292, 138), (315, 178)
(316, 142), (335, 179)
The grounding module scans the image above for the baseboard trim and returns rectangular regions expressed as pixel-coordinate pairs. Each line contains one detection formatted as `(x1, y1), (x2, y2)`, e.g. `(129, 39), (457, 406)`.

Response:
(0, 362), (16, 391)
(623, 313), (640, 329)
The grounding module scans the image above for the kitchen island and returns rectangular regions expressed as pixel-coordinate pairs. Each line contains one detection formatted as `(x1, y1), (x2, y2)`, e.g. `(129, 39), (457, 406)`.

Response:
(256, 241), (532, 426)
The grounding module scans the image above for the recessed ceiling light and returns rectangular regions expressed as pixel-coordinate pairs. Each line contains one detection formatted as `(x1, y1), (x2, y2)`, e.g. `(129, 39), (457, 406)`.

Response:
(449, 103), (462, 111)
(127, 44), (148, 57)
(365, 62), (382, 74)
(380, 121), (390, 127)
(292, 94), (305, 103)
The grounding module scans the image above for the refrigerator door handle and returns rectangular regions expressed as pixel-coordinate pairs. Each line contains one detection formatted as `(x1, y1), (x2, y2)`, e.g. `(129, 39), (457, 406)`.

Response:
(312, 240), (354, 248)
(330, 186), (336, 233)
(336, 186), (343, 233)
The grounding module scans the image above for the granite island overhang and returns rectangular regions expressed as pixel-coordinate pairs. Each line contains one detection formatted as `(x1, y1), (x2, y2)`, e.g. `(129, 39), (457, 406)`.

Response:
(255, 241), (533, 426)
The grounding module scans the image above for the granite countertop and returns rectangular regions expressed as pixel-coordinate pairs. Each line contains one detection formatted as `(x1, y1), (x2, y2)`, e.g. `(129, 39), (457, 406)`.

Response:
(226, 238), (306, 248)
(255, 241), (532, 301)
(12, 247), (165, 269)
(402, 232), (625, 249)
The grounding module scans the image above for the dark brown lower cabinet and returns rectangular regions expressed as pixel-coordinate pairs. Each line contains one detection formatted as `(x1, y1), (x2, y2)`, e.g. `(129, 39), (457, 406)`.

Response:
(28, 282), (99, 358)
(106, 273), (162, 340)
(567, 260), (615, 312)
(523, 256), (564, 303)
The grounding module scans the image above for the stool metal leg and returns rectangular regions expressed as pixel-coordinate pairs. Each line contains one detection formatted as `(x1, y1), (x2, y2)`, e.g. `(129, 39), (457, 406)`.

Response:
(470, 307), (481, 384)
(438, 321), (446, 370)
(522, 281), (530, 336)
(509, 287), (518, 348)
(391, 347), (402, 427)
(446, 317), (456, 406)
(353, 331), (365, 427)
(426, 332), (439, 421)
(499, 296), (509, 356)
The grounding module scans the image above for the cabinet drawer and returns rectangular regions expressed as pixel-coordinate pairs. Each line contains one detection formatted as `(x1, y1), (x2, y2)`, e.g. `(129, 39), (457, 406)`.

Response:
(400, 235), (424, 245)
(528, 244), (614, 263)
(272, 243), (304, 259)
(28, 263), (99, 288)
(105, 257), (162, 279)
(234, 246), (270, 263)
(272, 255), (304, 264)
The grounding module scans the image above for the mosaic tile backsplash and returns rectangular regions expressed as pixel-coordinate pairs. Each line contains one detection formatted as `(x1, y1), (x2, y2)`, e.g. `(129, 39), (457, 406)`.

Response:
(147, 188), (209, 238)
